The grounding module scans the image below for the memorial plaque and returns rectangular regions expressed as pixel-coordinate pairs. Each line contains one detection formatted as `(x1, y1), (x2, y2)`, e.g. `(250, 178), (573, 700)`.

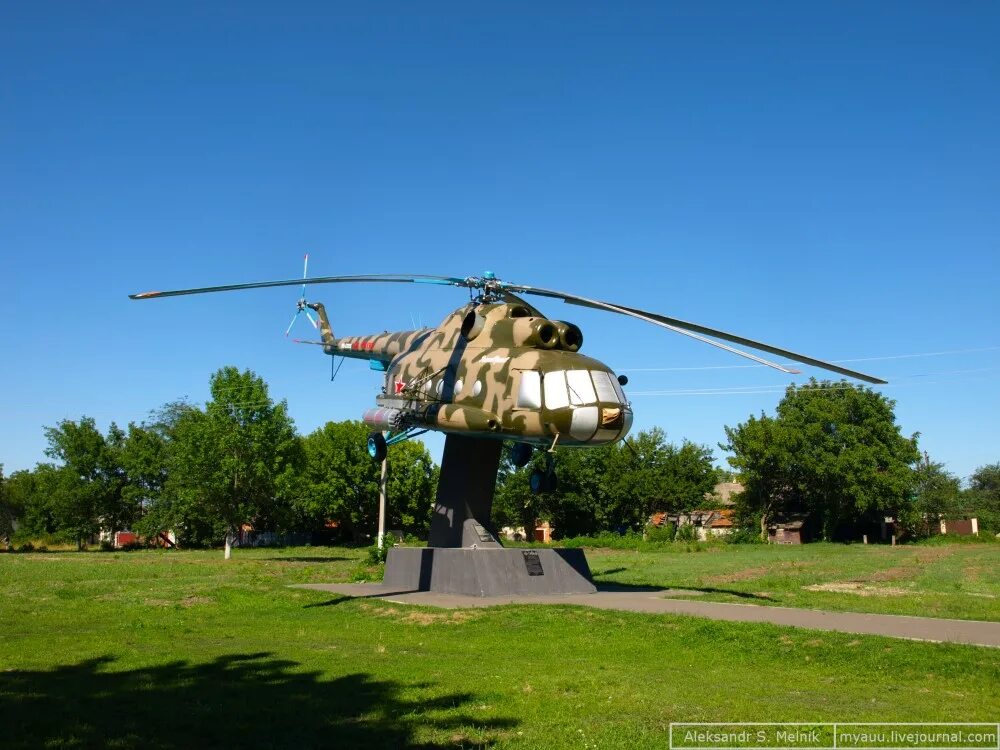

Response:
(473, 523), (494, 543)
(522, 551), (545, 576)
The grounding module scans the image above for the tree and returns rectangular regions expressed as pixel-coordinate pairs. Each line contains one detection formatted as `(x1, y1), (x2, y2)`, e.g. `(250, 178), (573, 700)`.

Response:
(0, 465), (14, 549)
(904, 454), (962, 535)
(3, 466), (60, 541)
(967, 463), (1000, 534)
(723, 380), (920, 541)
(494, 429), (716, 538)
(295, 421), (437, 542)
(163, 368), (301, 558)
(42, 417), (131, 548)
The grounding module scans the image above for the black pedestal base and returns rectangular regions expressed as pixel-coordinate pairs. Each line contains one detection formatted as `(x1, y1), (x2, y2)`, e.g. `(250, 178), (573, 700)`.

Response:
(383, 547), (597, 597)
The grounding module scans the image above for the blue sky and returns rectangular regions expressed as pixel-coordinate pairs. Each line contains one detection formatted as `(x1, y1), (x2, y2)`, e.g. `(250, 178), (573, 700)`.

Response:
(2, 2), (997, 481)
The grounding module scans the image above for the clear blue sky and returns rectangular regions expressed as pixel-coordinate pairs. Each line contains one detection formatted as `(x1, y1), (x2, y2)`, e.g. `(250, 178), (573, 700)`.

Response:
(2, 2), (997, 481)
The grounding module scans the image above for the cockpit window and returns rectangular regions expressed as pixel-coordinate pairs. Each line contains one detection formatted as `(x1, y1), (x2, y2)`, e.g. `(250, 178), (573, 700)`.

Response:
(566, 370), (597, 405)
(592, 370), (620, 403)
(516, 371), (542, 409)
(543, 371), (569, 409)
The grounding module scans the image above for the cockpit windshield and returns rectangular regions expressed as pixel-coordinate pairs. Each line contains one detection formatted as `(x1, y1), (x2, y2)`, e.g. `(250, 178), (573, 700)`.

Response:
(541, 370), (625, 408)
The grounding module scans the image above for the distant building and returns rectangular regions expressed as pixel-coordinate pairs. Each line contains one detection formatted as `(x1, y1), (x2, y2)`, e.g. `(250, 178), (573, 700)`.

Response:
(501, 520), (555, 543)
(767, 517), (807, 544)
(708, 481), (745, 506)
(652, 509), (735, 540)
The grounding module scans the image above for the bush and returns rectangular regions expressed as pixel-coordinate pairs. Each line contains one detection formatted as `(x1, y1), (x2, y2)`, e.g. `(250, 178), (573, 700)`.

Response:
(915, 533), (1000, 546)
(645, 522), (675, 543)
(366, 534), (396, 565)
(725, 526), (764, 544)
(674, 523), (699, 543)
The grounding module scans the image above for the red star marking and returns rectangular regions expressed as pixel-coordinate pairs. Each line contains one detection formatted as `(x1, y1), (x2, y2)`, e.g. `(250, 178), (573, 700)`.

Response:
(394, 380), (406, 394)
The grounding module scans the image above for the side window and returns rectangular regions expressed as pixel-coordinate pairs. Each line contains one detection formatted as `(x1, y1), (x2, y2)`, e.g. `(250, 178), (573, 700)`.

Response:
(543, 371), (569, 409)
(516, 371), (542, 409)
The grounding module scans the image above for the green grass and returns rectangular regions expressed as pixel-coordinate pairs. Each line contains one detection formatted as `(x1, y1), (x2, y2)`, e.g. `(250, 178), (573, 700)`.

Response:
(584, 541), (1000, 621)
(1, 546), (998, 749)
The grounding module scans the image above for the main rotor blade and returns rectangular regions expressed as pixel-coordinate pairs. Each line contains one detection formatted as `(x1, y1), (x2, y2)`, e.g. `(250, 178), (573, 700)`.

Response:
(130, 274), (469, 300)
(506, 283), (888, 384)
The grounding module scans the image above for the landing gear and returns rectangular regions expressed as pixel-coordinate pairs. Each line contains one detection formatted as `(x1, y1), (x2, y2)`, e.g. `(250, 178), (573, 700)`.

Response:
(510, 442), (533, 468)
(529, 468), (558, 494)
(367, 431), (387, 462)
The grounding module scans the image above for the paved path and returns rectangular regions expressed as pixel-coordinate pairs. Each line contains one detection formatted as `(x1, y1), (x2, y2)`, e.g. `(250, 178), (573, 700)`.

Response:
(292, 583), (1000, 648)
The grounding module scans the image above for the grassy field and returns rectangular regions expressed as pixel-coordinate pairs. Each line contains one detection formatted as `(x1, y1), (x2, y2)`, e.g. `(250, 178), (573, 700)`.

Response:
(584, 540), (1000, 621)
(1, 545), (998, 749)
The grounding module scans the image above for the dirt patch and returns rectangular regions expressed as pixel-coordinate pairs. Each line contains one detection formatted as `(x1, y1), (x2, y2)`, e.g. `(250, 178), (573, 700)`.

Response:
(804, 582), (911, 597)
(708, 561), (814, 584)
(359, 601), (480, 625)
(914, 547), (955, 564)
(180, 596), (212, 607)
(869, 565), (916, 582)
(710, 566), (770, 583)
(401, 610), (481, 626)
(144, 598), (173, 606)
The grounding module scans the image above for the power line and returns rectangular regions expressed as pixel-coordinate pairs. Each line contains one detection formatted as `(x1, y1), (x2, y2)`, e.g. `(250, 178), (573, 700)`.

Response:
(619, 345), (1000, 373)
(628, 368), (999, 397)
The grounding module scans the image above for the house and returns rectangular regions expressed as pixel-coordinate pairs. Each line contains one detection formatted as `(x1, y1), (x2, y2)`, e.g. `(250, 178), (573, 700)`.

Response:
(653, 509), (735, 540)
(767, 518), (807, 544)
(501, 520), (556, 543)
(937, 518), (979, 536)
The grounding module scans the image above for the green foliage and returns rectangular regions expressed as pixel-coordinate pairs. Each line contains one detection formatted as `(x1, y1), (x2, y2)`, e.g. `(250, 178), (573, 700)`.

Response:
(674, 523), (699, 542)
(39, 417), (132, 547)
(644, 522), (674, 543)
(494, 429), (716, 538)
(966, 462), (1000, 534)
(724, 524), (765, 545)
(897, 456), (964, 538)
(0, 465), (14, 547)
(724, 379), (921, 541)
(366, 534), (396, 565)
(155, 368), (302, 549)
(294, 421), (437, 543)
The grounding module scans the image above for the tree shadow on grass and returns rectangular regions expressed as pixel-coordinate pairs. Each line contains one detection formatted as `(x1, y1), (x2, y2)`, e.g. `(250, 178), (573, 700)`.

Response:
(0, 652), (516, 749)
(263, 556), (354, 563)
(595, 581), (669, 593)
(591, 578), (776, 601)
(665, 585), (775, 601)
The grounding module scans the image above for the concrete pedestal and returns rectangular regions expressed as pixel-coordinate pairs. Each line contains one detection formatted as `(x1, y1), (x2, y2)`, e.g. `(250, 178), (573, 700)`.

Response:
(427, 434), (504, 548)
(396, 433), (596, 596)
(383, 547), (597, 597)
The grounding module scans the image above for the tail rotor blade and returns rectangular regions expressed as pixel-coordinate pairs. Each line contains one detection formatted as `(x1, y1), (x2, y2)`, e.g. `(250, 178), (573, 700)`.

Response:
(284, 311), (299, 337)
(304, 310), (318, 329)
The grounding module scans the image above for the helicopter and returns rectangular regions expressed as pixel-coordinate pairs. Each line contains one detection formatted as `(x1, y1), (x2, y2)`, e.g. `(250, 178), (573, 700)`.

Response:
(130, 264), (886, 494)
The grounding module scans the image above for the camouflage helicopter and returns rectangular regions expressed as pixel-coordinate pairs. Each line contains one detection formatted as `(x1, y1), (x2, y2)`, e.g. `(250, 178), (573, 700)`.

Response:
(131, 266), (886, 493)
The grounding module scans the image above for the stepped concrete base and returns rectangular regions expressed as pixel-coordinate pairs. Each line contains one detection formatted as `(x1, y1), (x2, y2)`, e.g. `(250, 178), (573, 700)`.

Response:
(383, 547), (597, 597)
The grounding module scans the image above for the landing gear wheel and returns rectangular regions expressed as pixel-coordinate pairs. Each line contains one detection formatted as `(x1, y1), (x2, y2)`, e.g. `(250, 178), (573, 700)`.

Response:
(510, 442), (533, 468)
(544, 470), (558, 493)
(529, 469), (546, 495)
(367, 432), (387, 462)
(529, 468), (558, 494)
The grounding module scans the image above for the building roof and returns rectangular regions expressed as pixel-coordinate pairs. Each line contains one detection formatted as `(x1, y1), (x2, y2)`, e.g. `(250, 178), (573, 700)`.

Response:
(707, 481), (745, 506)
